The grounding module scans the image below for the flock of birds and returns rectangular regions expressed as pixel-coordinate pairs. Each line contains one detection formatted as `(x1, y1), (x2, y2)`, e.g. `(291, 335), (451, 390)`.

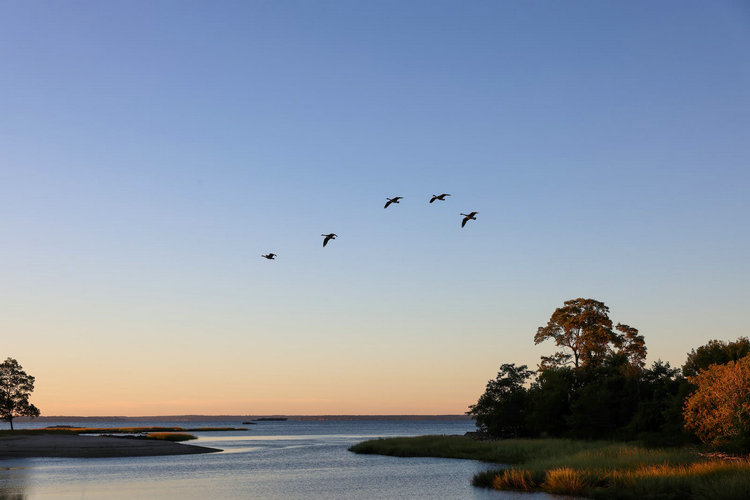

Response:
(261, 193), (478, 260)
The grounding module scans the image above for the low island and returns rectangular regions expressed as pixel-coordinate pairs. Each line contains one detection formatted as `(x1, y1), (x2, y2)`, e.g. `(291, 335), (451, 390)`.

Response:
(0, 426), (240, 459)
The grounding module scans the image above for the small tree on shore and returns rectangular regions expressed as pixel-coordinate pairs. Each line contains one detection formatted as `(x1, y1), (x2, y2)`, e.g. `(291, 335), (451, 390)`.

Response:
(0, 358), (40, 430)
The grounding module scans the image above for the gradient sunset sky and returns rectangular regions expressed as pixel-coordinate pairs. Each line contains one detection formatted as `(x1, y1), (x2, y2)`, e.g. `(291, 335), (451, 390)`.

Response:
(1, 1), (749, 416)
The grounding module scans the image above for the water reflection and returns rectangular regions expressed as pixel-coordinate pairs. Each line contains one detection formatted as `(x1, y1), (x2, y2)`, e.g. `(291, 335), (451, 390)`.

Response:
(0, 463), (29, 500)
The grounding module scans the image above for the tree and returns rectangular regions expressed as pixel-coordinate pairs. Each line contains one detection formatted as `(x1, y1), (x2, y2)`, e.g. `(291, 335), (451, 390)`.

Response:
(0, 358), (40, 430)
(527, 366), (575, 437)
(614, 323), (647, 370)
(683, 354), (750, 446)
(682, 337), (750, 377)
(534, 298), (616, 369)
(467, 363), (534, 438)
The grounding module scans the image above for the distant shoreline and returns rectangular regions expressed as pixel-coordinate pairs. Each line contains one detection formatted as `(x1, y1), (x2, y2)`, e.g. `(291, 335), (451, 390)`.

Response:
(0, 434), (220, 459)
(16, 415), (471, 423)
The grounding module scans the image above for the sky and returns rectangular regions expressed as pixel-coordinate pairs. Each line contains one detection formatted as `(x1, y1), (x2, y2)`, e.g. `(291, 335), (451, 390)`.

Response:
(1, 1), (749, 416)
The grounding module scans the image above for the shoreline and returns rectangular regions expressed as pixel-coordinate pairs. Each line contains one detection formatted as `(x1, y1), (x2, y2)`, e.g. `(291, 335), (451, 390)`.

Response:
(0, 434), (221, 459)
(349, 435), (750, 498)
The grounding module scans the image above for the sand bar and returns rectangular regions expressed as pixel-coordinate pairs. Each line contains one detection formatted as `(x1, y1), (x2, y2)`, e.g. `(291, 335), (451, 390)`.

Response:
(0, 434), (221, 459)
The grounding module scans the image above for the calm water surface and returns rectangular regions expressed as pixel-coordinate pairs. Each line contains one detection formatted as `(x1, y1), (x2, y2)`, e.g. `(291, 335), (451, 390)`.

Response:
(1, 419), (555, 499)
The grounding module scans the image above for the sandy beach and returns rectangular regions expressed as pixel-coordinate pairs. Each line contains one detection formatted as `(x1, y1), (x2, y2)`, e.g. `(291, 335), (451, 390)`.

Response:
(0, 434), (221, 459)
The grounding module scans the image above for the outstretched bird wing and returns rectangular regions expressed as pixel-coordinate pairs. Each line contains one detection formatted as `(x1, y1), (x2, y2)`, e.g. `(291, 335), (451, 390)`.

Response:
(384, 200), (392, 209)
(461, 217), (468, 228)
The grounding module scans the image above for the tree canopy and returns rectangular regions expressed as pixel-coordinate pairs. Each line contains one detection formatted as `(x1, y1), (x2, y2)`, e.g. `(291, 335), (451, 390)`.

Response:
(534, 298), (645, 370)
(682, 337), (750, 377)
(467, 363), (534, 438)
(683, 354), (750, 445)
(0, 357), (40, 430)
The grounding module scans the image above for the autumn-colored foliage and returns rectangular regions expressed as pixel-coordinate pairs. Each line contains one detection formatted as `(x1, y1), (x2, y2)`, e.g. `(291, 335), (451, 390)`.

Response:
(534, 298), (646, 370)
(683, 354), (750, 445)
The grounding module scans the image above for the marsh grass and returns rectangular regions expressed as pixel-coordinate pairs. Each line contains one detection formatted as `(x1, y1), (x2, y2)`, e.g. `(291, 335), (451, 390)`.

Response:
(542, 467), (591, 495)
(491, 469), (537, 491)
(144, 432), (196, 442)
(350, 435), (750, 499)
(349, 435), (591, 463)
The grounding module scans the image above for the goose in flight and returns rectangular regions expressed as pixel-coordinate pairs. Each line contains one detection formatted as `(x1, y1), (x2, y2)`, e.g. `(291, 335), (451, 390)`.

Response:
(460, 212), (478, 228)
(429, 193), (451, 203)
(384, 196), (403, 209)
(321, 233), (337, 247)
(261, 253), (277, 260)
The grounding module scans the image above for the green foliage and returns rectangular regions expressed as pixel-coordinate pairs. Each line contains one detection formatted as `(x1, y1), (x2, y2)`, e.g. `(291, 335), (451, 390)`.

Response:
(466, 363), (533, 438)
(0, 358), (40, 430)
(470, 299), (736, 446)
(565, 356), (642, 439)
(682, 337), (750, 377)
(526, 366), (574, 436)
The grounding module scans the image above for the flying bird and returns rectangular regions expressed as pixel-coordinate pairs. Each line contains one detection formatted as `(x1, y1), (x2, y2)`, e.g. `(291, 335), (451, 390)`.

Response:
(429, 193), (451, 203)
(384, 196), (403, 209)
(321, 233), (337, 247)
(460, 212), (478, 228)
(261, 253), (277, 260)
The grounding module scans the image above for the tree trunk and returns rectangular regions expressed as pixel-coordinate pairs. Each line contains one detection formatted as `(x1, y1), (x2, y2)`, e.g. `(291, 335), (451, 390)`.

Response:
(9, 418), (13, 431)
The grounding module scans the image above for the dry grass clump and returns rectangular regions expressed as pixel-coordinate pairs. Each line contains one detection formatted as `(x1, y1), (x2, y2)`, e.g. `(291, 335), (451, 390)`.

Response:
(491, 469), (537, 491)
(542, 467), (591, 495)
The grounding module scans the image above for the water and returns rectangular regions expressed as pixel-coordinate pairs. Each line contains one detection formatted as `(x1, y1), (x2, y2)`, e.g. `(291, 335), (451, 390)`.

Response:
(0, 419), (554, 499)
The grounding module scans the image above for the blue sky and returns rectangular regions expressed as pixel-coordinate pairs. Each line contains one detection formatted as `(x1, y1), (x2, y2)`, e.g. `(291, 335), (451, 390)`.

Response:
(1, 1), (749, 414)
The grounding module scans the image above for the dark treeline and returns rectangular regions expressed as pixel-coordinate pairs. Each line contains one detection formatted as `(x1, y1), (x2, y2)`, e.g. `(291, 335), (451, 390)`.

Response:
(468, 298), (750, 448)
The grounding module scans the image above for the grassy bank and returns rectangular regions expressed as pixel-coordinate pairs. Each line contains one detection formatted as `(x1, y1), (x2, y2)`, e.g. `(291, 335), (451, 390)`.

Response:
(349, 436), (750, 499)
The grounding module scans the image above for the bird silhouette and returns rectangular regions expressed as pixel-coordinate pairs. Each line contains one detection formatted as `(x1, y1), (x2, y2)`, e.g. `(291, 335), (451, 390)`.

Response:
(261, 253), (277, 260)
(384, 196), (403, 209)
(460, 212), (478, 228)
(321, 233), (337, 247)
(429, 193), (451, 203)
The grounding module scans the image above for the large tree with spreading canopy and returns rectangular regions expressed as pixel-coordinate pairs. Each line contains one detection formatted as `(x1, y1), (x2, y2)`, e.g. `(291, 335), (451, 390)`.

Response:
(534, 298), (646, 370)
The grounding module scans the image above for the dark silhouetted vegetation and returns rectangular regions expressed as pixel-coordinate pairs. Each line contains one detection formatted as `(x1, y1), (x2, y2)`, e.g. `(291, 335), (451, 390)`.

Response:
(682, 337), (750, 377)
(469, 298), (750, 449)
(0, 358), (40, 430)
